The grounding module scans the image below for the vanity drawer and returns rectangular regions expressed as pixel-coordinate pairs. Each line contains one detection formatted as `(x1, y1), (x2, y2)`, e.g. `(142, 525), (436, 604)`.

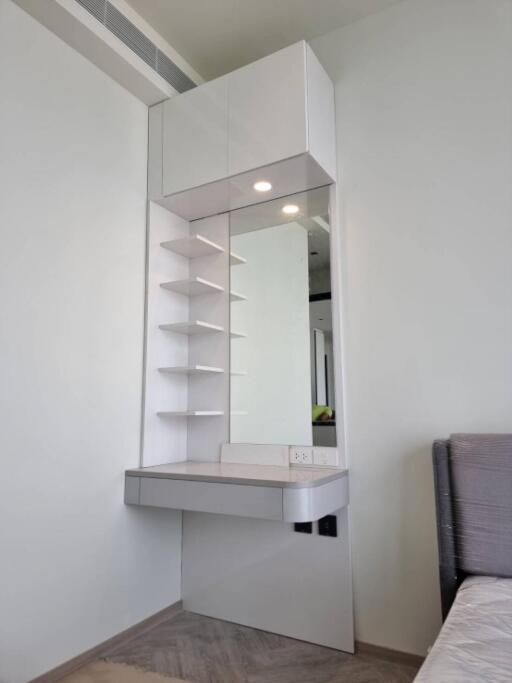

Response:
(138, 477), (283, 521)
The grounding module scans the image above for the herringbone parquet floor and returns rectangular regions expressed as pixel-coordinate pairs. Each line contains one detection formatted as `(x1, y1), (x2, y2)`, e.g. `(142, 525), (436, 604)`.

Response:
(102, 611), (419, 683)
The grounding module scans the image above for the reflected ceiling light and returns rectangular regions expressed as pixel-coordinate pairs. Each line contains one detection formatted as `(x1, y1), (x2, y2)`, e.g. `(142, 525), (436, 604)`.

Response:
(282, 204), (299, 215)
(253, 180), (272, 192)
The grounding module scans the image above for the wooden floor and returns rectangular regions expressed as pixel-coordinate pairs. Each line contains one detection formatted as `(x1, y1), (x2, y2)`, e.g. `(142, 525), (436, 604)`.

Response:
(102, 611), (419, 683)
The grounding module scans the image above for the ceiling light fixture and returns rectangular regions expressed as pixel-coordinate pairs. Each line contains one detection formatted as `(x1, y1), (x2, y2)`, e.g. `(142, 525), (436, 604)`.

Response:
(253, 180), (272, 192)
(282, 204), (299, 215)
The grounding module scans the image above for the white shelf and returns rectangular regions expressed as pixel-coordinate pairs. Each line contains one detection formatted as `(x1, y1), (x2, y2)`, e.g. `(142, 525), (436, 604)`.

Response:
(230, 290), (247, 302)
(157, 411), (224, 417)
(230, 330), (248, 339)
(230, 251), (247, 266)
(158, 365), (224, 375)
(161, 234), (224, 258)
(159, 320), (224, 335)
(231, 370), (248, 376)
(160, 277), (224, 296)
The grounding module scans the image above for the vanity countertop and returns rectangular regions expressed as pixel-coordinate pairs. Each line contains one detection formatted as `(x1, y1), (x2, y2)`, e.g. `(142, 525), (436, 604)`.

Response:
(125, 461), (347, 489)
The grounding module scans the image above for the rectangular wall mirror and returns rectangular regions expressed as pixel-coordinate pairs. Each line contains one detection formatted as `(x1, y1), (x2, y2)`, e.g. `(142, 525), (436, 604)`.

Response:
(229, 186), (337, 447)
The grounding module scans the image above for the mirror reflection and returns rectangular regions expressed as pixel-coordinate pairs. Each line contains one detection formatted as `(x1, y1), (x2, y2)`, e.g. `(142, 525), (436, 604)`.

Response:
(229, 187), (336, 447)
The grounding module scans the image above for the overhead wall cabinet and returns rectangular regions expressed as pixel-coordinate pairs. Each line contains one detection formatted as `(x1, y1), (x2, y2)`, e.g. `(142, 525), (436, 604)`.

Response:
(151, 42), (336, 220)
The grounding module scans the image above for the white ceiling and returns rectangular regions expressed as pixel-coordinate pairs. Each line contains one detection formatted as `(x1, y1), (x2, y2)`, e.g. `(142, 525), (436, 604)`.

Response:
(126, 0), (401, 80)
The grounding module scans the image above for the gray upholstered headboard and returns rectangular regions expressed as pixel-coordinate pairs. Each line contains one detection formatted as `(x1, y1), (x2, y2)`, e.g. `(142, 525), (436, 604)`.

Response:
(433, 434), (512, 619)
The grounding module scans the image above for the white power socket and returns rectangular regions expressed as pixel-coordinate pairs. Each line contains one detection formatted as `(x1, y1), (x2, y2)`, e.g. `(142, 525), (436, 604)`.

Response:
(289, 446), (313, 465)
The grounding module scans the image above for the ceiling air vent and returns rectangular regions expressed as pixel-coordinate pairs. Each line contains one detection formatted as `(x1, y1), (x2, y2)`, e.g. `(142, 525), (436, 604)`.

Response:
(75, 0), (196, 93)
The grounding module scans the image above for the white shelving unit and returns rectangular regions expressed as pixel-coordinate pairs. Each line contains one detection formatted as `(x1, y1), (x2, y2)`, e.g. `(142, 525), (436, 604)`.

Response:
(158, 365), (224, 375)
(230, 251), (246, 266)
(157, 411), (224, 417)
(160, 276), (224, 296)
(158, 320), (224, 335)
(161, 234), (224, 258)
(230, 290), (247, 302)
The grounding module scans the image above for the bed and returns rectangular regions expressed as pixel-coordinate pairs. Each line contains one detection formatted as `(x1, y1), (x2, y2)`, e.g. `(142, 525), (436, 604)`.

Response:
(415, 434), (512, 682)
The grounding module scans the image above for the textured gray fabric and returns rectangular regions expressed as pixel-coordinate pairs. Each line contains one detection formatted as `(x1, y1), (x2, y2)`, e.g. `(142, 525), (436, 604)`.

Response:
(432, 440), (458, 619)
(450, 433), (512, 577)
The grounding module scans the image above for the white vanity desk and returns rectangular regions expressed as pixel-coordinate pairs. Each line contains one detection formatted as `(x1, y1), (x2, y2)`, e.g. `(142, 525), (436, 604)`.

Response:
(125, 461), (348, 523)
(131, 42), (354, 653)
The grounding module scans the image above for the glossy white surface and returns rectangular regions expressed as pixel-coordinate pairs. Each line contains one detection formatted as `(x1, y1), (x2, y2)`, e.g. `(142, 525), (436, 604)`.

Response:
(153, 42), (336, 221)
(160, 276), (224, 296)
(228, 42), (307, 176)
(142, 203), (189, 467)
(162, 76), (228, 195)
(283, 475), (348, 522)
(139, 477), (283, 520)
(186, 214), (231, 462)
(160, 234), (224, 258)
(230, 251), (247, 266)
(158, 365), (224, 375)
(159, 320), (224, 335)
(125, 462), (348, 522)
(221, 443), (289, 467)
(158, 137), (333, 222)
(182, 507), (354, 651)
(126, 461), (347, 488)
(157, 411), (224, 417)
(305, 43), (337, 182)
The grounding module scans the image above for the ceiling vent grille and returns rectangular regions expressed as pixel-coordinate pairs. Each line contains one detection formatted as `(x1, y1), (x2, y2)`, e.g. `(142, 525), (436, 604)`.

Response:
(75, 0), (196, 93)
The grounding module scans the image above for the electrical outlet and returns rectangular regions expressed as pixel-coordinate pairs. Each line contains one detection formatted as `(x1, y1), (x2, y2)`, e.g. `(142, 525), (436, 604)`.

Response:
(318, 515), (338, 537)
(289, 446), (313, 465)
(313, 447), (339, 467)
(294, 522), (313, 534)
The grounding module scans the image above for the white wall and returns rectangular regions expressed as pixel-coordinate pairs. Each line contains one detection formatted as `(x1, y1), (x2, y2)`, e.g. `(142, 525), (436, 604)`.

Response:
(312, 0), (512, 656)
(231, 223), (312, 445)
(0, 2), (181, 682)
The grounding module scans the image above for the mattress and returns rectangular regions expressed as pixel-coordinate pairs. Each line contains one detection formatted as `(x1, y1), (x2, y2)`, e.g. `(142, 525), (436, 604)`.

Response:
(415, 576), (512, 683)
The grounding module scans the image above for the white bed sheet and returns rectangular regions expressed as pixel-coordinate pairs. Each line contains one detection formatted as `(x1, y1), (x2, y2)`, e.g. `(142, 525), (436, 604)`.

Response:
(415, 576), (512, 683)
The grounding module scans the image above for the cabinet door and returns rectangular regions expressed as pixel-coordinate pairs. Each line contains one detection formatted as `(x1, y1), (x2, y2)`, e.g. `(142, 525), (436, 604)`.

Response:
(162, 77), (228, 196)
(228, 42), (308, 177)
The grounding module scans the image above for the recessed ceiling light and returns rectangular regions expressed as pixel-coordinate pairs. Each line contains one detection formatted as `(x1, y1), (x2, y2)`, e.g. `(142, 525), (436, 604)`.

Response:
(253, 180), (272, 192)
(282, 204), (299, 215)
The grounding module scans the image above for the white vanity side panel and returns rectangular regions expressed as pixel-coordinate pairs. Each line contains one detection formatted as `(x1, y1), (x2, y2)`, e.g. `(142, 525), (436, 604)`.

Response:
(228, 42), (308, 177)
(305, 45), (337, 182)
(162, 77), (229, 196)
(139, 478), (282, 520)
(142, 203), (190, 466)
(187, 214), (230, 461)
(182, 508), (354, 652)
